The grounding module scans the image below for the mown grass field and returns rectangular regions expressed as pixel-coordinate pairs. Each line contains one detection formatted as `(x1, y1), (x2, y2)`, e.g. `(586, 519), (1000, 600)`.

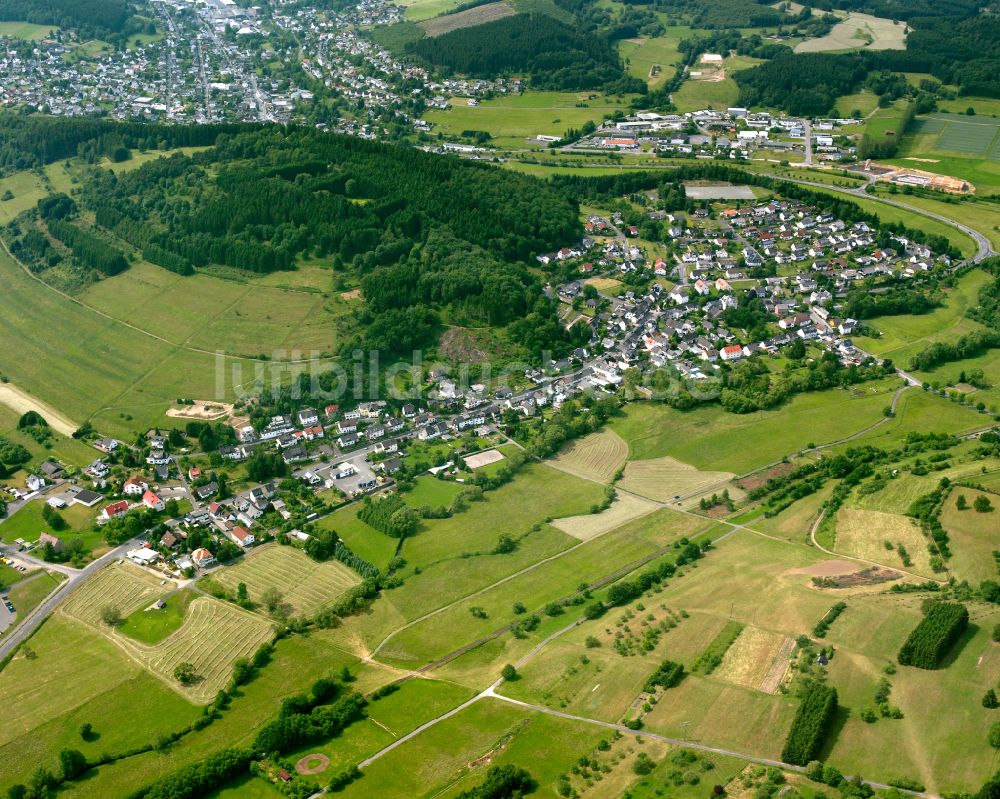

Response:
(61, 562), (168, 627)
(211, 544), (361, 616)
(551, 492), (659, 541)
(0, 402), (96, 469)
(0, 499), (99, 546)
(0, 21), (57, 39)
(610, 380), (900, 474)
(940, 488), (1000, 583)
(116, 595), (275, 703)
(619, 455), (743, 505)
(548, 428), (628, 483)
(421, 91), (637, 147)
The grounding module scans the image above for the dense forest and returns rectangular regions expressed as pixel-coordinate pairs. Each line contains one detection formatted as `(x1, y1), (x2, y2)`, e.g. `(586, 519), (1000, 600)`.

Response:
(407, 14), (644, 93)
(733, 5), (1000, 106)
(0, 114), (257, 176)
(0, 0), (128, 34)
(734, 52), (869, 116)
(6, 121), (584, 360)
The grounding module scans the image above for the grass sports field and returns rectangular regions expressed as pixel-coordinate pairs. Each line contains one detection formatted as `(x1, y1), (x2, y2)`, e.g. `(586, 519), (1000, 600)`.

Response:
(421, 91), (637, 147)
(211, 544), (362, 616)
(548, 428), (628, 483)
(894, 113), (1000, 193)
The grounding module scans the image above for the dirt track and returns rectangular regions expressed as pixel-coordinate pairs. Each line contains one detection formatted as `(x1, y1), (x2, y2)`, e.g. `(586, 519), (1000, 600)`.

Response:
(0, 383), (78, 435)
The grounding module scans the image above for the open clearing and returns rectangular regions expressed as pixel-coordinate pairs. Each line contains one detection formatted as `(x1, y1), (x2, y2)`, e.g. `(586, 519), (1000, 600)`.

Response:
(834, 507), (935, 577)
(211, 544), (361, 616)
(713, 626), (792, 693)
(551, 492), (659, 541)
(419, 1), (514, 35)
(618, 456), (742, 504)
(940, 488), (1000, 583)
(549, 428), (628, 483)
(794, 12), (907, 53)
(0, 21), (57, 39)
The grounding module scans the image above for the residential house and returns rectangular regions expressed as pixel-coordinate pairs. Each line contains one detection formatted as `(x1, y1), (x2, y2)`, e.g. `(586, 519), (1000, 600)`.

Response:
(123, 476), (148, 496)
(142, 490), (165, 512)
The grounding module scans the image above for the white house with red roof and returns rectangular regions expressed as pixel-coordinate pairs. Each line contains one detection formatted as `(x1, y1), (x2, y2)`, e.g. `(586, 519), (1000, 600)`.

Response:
(187, 467), (201, 481)
(192, 547), (216, 568)
(142, 489), (165, 512)
(123, 476), (148, 496)
(228, 526), (255, 548)
(720, 344), (744, 362)
(101, 500), (129, 521)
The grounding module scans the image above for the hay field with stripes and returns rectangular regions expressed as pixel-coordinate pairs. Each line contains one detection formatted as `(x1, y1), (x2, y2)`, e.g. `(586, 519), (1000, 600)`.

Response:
(212, 544), (362, 616)
(61, 561), (274, 703)
(61, 562), (170, 626)
(549, 428), (628, 483)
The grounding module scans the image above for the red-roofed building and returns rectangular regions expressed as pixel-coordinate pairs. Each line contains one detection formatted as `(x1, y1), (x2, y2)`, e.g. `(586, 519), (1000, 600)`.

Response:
(142, 490), (165, 512)
(101, 500), (129, 521)
(188, 467), (201, 481)
(720, 344), (744, 362)
(228, 526), (255, 548)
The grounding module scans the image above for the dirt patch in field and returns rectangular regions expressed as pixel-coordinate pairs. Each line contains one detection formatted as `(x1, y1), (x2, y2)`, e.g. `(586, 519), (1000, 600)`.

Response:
(736, 462), (795, 492)
(465, 449), (505, 470)
(340, 288), (361, 300)
(166, 400), (234, 421)
(830, 566), (901, 588)
(0, 383), (78, 436)
(295, 754), (330, 775)
(552, 493), (659, 541)
(421, 1), (515, 36)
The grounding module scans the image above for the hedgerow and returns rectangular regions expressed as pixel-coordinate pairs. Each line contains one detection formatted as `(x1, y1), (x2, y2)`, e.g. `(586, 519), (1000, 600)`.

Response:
(897, 602), (968, 669)
(781, 684), (839, 765)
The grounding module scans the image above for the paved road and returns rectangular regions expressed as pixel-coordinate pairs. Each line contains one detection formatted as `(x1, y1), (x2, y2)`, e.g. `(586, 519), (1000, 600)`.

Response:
(0, 538), (140, 661)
